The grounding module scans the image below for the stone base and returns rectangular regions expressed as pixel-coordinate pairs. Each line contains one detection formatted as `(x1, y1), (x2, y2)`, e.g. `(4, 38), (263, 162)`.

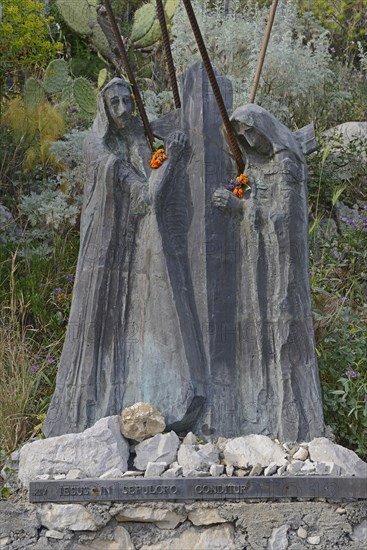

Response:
(1, 498), (366, 549)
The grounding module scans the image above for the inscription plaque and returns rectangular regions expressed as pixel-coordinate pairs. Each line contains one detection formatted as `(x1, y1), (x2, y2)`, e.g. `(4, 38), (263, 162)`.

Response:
(29, 477), (367, 503)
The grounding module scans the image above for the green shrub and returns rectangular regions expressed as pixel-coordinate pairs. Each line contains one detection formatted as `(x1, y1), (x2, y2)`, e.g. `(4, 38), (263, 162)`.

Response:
(170, 0), (333, 127)
(0, 0), (63, 90)
(309, 137), (367, 459)
(299, 0), (367, 65)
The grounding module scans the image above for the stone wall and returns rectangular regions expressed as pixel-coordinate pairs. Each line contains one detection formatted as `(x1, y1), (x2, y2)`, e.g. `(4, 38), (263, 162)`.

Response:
(1, 497), (366, 549)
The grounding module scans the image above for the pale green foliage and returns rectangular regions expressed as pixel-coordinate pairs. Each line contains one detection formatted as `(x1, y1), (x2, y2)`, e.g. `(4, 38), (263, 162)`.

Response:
(50, 130), (87, 166)
(50, 130), (87, 198)
(142, 89), (175, 120)
(18, 131), (86, 238)
(20, 190), (81, 230)
(170, 0), (332, 125)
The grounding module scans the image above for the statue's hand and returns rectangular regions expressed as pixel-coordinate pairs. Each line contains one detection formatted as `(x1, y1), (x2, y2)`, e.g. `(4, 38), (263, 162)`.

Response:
(212, 189), (242, 212)
(166, 131), (188, 157)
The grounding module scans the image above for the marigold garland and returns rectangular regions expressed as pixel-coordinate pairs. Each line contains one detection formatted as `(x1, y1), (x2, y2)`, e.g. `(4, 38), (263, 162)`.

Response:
(225, 173), (250, 199)
(150, 148), (168, 169)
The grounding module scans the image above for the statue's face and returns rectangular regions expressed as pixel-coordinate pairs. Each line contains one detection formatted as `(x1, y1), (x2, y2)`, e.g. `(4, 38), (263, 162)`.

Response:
(242, 126), (272, 156)
(104, 84), (134, 130)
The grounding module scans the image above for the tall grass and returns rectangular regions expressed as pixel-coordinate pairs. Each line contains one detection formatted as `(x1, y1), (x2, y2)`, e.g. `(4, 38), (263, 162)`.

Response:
(0, 236), (78, 456)
(0, 318), (40, 453)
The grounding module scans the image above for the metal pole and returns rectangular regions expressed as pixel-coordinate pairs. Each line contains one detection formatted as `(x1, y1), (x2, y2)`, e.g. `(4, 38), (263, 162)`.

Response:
(103, 0), (155, 150)
(182, 0), (245, 174)
(156, 0), (181, 109)
(248, 0), (279, 104)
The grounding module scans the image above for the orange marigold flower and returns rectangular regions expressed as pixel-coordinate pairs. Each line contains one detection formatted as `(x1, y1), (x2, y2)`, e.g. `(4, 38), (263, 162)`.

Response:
(149, 148), (168, 169)
(236, 173), (249, 186)
(233, 187), (244, 199)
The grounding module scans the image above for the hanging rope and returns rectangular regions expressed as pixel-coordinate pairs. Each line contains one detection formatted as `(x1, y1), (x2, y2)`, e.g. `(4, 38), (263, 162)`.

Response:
(103, 0), (155, 150)
(156, 0), (181, 109)
(248, 0), (279, 103)
(181, 0), (245, 174)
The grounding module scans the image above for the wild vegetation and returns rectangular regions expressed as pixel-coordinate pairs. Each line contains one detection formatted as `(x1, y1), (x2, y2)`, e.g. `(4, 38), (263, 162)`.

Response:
(0, 0), (366, 464)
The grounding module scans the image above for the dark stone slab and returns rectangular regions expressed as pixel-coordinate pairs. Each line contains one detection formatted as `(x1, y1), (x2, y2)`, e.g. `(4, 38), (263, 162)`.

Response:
(29, 477), (367, 503)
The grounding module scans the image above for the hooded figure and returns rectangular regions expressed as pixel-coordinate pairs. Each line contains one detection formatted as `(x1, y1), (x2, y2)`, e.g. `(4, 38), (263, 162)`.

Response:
(212, 103), (324, 441)
(44, 78), (207, 437)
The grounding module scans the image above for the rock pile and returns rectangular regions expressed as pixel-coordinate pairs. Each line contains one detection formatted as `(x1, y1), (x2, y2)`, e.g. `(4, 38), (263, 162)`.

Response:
(11, 404), (367, 488)
(1, 404), (367, 550)
(1, 498), (367, 549)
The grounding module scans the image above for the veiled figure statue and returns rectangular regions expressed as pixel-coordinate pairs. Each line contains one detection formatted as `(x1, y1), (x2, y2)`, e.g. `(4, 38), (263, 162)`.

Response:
(212, 104), (325, 441)
(44, 78), (207, 437)
(45, 63), (324, 441)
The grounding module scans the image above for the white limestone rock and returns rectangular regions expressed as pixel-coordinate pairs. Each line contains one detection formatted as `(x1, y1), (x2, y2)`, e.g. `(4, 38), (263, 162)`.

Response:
(134, 431), (180, 471)
(314, 461), (341, 475)
(121, 471), (144, 477)
(313, 462), (328, 475)
(267, 524), (289, 550)
(300, 460), (316, 474)
(75, 526), (135, 550)
(161, 466), (183, 478)
(297, 526), (308, 539)
(309, 438), (367, 477)
(120, 402), (166, 441)
(234, 469), (247, 477)
(292, 447), (308, 461)
(188, 508), (227, 526)
(307, 535), (321, 545)
(45, 530), (64, 540)
(210, 464), (224, 477)
(183, 432), (198, 445)
(140, 523), (235, 549)
(144, 462), (167, 477)
(264, 462), (278, 476)
(100, 468), (125, 479)
(113, 526), (136, 550)
(115, 506), (186, 529)
(249, 463), (263, 477)
(39, 504), (97, 531)
(223, 435), (287, 468)
(183, 470), (210, 478)
(178, 443), (219, 472)
(287, 461), (303, 475)
(66, 469), (84, 480)
(18, 416), (129, 487)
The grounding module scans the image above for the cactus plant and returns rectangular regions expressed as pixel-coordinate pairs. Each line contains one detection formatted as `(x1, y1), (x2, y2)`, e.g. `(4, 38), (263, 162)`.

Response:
(61, 78), (75, 103)
(24, 78), (45, 110)
(55, 0), (95, 37)
(98, 68), (108, 90)
(73, 78), (97, 116)
(54, 0), (179, 58)
(131, 0), (179, 49)
(164, 0), (179, 20)
(90, 23), (110, 53)
(44, 59), (69, 94)
(130, 3), (157, 45)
